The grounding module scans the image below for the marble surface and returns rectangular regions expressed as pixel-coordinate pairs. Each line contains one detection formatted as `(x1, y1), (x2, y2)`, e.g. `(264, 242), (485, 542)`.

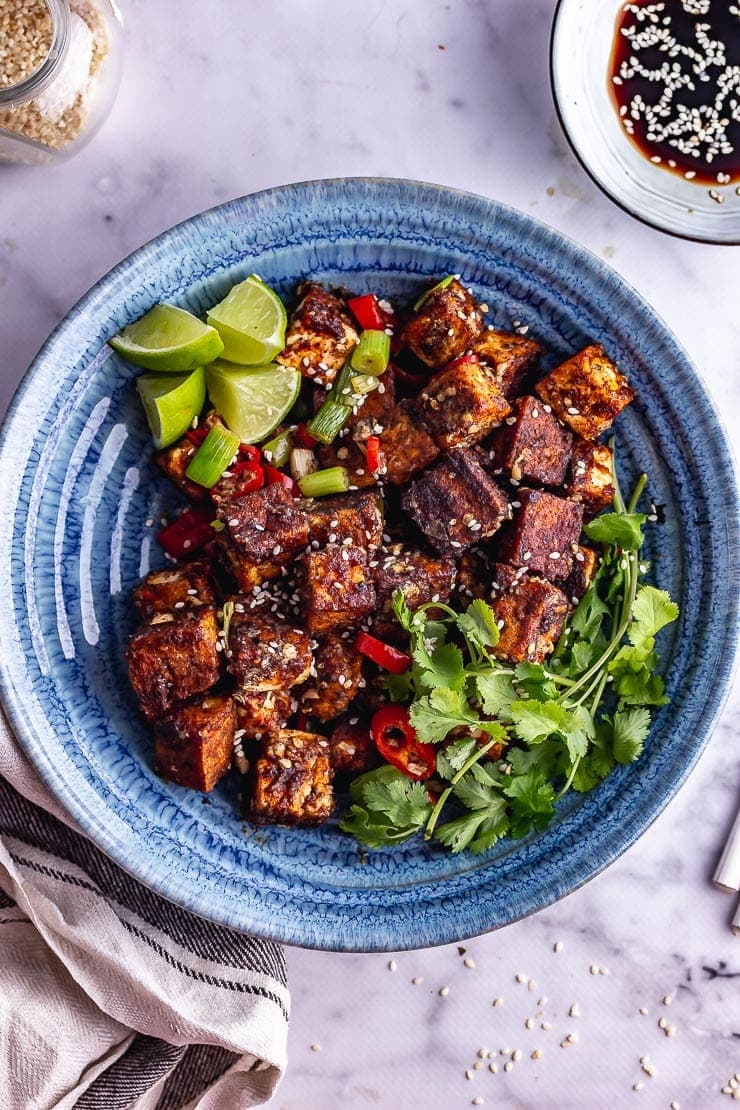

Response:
(1, 0), (738, 1107)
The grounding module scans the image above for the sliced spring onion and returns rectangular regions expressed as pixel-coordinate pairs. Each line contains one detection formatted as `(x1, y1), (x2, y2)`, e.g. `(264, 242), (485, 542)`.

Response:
(298, 466), (350, 498)
(350, 330), (391, 376)
(413, 273), (456, 312)
(185, 425), (241, 488)
(328, 361), (356, 404)
(261, 428), (292, 467)
(308, 400), (351, 444)
(290, 446), (318, 480)
(350, 373), (380, 396)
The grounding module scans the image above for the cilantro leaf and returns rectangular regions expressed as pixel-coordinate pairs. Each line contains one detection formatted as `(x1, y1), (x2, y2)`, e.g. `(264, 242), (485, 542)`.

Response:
(510, 700), (593, 761)
(476, 671), (517, 717)
(454, 775), (508, 816)
(612, 706), (651, 763)
(456, 599), (500, 652)
(584, 512), (646, 550)
(435, 808), (509, 854)
(384, 669), (414, 703)
(417, 642), (466, 692)
(409, 687), (478, 743)
(569, 583), (610, 643)
(503, 769), (556, 837)
(340, 766), (432, 848)
(513, 662), (560, 701)
(630, 586), (679, 644)
(571, 723), (616, 792)
(436, 737), (478, 779)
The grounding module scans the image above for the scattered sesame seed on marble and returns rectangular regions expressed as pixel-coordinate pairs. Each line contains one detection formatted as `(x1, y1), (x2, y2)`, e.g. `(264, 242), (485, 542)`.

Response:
(589, 964), (599, 975)
(477, 1048), (488, 1059)
(512, 1049), (523, 1062)
(658, 1017), (667, 1029)
(532, 1049), (543, 1060)
(464, 1069), (474, 1081)
(569, 1003), (581, 1018)
(671, 1102), (680, 1109)
(473, 1061), (483, 1071)
(639, 1007), (649, 1016)
(515, 972), (527, 983)
(665, 1025), (676, 1038)
(388, 960), (397, 971)
(504, 1061), (513, 1073)
(599, 966), (610, 976)
(541, 1022), (551, 1031)
(472, 1099), (484, 1107)
(439, 986), (450, 997)
(538, 996), (548, 1006)
(641, 1063), (656, 1078)
(412, 976), (424, 985)
(663, 994), (672, 1006)
(310, 1043), (322, 1052)
(492, 997), (504, 1007)
(553, 940), (564, 953)
(525, 1018), (534, 1030)
(633, 1082), (644, 1091)
(527, 979), (537, 992)
(489, 1061), (498, 1074)
(464, 957), (476, 969)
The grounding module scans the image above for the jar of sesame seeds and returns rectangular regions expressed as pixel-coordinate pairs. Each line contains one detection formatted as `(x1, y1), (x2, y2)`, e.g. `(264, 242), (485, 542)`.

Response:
(0, 0), (122, 164)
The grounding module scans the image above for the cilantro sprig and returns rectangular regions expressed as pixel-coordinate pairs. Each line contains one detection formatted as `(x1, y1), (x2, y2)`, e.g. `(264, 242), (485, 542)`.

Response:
(339, 446), (678, 854)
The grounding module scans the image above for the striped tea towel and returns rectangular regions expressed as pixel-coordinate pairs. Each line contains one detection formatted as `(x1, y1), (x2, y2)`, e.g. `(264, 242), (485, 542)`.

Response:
(0, 710), (289, 1110)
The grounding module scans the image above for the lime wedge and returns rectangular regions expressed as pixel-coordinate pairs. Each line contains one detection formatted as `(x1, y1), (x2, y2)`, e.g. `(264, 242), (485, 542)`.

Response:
(136, 367), (206, 449)
(206, 360), (301, 443)
(110, 305), (224, 372)
(206, 275), (287, 365)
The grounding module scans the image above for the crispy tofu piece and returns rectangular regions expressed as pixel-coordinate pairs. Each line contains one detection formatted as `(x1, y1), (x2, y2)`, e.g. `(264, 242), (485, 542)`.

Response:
(217, 483), (310, 591)
(329, 716), (379, 774)
(535, 344), (635, 440)
(472, 329), (543, 399)
(348, 368), (396, 440)
(401, 448), (509, 557)
(372, 545), (456, 639)
(132, 561), (215, 619)
(227, 607), (312, 691)
(379, 399), (440, 486)
(565, 439), (615, 518)
(154, 412), (223, 500)
(300, 633), (363, 722)
(491, 572), (570, 664)
(300, 544), (376, 633)
(126, 607), (221, 721)
(561, 545), (600, 605)
(276, 284), (358, 384)
(234, 689), (293, 740)
(401, 279), (484, 368)
(497, 488), (583, 583)
(418, 360), (511, 450)
(494, 396), (573, 487)
(316, 438), (380, 490)
(247, 730), (333, 826)
(154, 694), (235, 792)
(454, 548), (495, 604)
(303, 492), (383, 554)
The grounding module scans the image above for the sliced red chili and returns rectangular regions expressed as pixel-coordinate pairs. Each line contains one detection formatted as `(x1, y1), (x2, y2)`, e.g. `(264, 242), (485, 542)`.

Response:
(365, 435), (381, 475)
(445, 352), (479, 372)
(185, 425), (210, 447)
(294, 422), (318, 449)
(294, 711), (308, 731)
(371, 705), (436, 781)
(348, 293), (386, 331)
(355, 631), (411, 675)
(157, 505), (215, 559)
(263, 463), (298, 495)
(228, 460), (264, 492)
(238, 444), (261, 462)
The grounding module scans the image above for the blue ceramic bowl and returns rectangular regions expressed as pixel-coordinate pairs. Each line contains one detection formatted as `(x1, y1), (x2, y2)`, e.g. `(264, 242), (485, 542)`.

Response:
(0, 179), (737, 951)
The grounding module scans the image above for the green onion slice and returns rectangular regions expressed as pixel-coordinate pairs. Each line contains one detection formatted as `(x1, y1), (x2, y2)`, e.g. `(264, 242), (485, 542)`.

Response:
(185, 425), (241, 487)
(350, 373), (380, 397)
(350, 330), (391, 376)
(413, 273), (457, 312)
(262, 428), (292, 467)
(298, 466), (350, 498)
(308, 400), (351, 444)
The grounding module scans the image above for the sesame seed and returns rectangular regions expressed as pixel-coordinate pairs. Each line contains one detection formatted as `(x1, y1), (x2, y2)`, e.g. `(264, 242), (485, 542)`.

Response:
(477, 1048), (488, 1059)
(663, 994), (672, 1006)
(464, 1069), (474, 1081)
(515, 972), (527, 983)
(439, 986), (449, 997)
(525, 1018), (534, 1030)
(532, 1049), (542, 1060)
(310, 1043), (322, 1052)
(492, 997), (504, 1007)
(589, 964), (599, 975)
(541, 1022), (551, 1031)
(464, 957), (476, 969)
(633, 1082), (643, 1091)
(388, 959), (397, 972)
(488, 1062), (497, 1074)
(512, 1049), (522, 1062)
(553, 940), (564, 953)
(569, 1003), (581, 1018)
(503, 1062), (513, 1072)
(639, 1007), (648, 1016)
(473, 1060), (483, 1071)
(472, 1099), (484, 1107)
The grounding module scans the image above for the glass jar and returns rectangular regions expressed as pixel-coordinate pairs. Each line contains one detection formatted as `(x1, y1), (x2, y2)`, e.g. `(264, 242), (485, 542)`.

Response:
(0, 0), (123, 164)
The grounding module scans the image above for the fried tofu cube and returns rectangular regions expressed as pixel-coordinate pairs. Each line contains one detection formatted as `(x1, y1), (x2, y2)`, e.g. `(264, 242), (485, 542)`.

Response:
(227, 607), (312, 691)
(497, 488), (583, 583)
(276, 284), (358, 384)
(417, 359), (511, 450)
(126, 607), (221, 721)
(317, 439), (380, 489)
(379, 399), (440, 486)
(348, 367), (396, 440)
(234, 689), (293, 739)
(401, 448), (509, 557)
(561, 545), (600, 605)
(247, 730), (333, 826)
(472, 328), (543, 398)
(300, 544), (376, 633)
(454, 548), (495, 604)
(154, 694), (235, 792)
(565, 439), (615, 518)
(329, 717), (379, 774)
(132, 560), (215, 620)
(154, 412), (223, 500)
(402, 278), (484, 368)
(217, 483), (310, 591)
(535, 344), (635, 440)
(300, 633), (363, 722)
(372, 545), (456, 639)
(494, 396), (573, 486)
(303, 491), (384, 554)
(491, 573), (570, 664)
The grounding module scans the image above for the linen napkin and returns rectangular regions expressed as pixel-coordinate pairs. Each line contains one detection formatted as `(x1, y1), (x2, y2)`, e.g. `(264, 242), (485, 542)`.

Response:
(0, 710), (289, 1110)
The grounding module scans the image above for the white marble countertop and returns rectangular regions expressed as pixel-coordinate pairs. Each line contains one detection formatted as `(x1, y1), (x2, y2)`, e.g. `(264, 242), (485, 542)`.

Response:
(2, 1), (739, 1107)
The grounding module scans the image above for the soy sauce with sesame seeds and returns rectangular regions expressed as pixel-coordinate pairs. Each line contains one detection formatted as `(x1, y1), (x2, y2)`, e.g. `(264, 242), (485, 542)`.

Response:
(608, 0), (740, 186)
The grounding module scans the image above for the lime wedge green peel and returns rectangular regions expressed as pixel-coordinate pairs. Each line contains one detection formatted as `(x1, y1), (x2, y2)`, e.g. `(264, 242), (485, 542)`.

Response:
(110, 304), (224, 372)
(136, 367), (206, 449)
(206, 275), (287, 366)
(206, 360), (300, 443)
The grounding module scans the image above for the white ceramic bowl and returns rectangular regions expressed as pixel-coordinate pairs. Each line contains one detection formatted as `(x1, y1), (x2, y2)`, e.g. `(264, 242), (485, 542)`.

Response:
(550, 0), (740, 244)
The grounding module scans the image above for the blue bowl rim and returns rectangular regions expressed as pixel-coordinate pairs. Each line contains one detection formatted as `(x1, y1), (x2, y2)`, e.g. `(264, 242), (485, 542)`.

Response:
(0, 176), (738, 950)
